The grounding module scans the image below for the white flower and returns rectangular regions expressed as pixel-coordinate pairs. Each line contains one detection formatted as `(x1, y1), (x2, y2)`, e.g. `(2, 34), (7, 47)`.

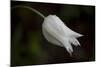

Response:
(42, 15), (83, 56)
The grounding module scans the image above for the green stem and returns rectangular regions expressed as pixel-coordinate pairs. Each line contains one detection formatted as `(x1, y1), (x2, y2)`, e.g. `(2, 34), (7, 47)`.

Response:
(11, 5), (45, 19)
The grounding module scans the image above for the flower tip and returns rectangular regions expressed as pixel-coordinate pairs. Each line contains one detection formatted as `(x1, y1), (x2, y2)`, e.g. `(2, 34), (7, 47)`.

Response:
(76, 33), (84, 38)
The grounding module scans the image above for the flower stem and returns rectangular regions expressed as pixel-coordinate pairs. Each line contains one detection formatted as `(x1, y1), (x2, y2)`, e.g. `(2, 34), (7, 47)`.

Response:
(11, 5), (45, 19)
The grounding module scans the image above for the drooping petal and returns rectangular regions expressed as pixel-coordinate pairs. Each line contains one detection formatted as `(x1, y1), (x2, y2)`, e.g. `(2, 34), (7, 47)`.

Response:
(61, 37), (73, 55)
(69, 37), (80, 46)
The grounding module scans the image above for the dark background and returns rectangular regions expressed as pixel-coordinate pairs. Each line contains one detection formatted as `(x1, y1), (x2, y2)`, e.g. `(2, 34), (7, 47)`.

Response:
(11, 1), (95, 66)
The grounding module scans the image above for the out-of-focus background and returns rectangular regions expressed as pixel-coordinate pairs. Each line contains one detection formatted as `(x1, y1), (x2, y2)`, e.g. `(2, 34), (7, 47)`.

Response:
(11, 1), (95, 66)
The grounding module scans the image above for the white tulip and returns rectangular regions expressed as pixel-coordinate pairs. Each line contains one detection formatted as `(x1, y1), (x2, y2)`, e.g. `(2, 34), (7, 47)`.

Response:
(42, 15), (83, 56)
(12, 6), (83, 56)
